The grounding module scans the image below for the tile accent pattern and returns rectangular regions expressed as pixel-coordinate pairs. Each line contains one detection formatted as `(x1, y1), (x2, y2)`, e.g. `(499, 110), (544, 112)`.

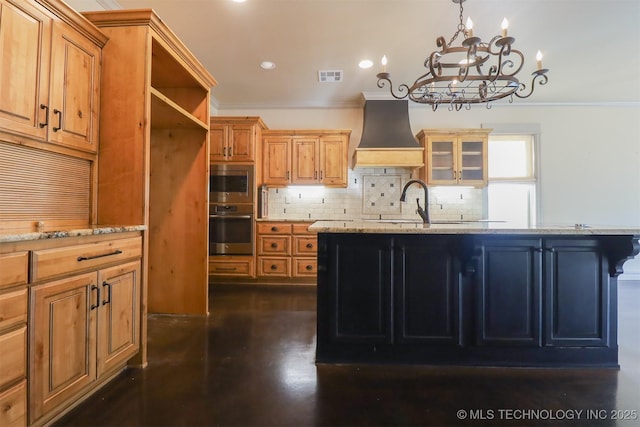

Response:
(266, 168), (484, 221)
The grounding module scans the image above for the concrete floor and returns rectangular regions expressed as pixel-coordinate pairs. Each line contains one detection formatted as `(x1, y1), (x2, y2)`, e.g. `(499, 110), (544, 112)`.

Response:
(55, 281), (640, 427)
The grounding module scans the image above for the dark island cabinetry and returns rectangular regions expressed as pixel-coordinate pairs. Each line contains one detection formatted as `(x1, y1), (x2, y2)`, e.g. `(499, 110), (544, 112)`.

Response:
(317, 232), (636, 367)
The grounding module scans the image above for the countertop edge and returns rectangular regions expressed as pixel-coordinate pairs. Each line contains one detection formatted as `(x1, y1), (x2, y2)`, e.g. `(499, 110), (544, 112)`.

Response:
(0, 225), (147, 243)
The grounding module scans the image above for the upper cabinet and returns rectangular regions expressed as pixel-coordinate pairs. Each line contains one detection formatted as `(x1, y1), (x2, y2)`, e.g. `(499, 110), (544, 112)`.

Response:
(262, 130), (350, 187)
(0, 0), (106, 154)
(210, 117), (267, 163)
(416, 129), (491, 187)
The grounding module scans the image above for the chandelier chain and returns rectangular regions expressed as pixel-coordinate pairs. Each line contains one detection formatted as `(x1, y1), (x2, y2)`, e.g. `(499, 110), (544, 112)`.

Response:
(448, 0), (466, 47)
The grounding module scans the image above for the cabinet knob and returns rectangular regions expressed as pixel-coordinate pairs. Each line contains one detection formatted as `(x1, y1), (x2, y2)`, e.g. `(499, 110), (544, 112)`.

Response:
(271, 242), (278, 248)
(306, 243), (314, 249)
(270, 264), (278, 270)
(271, 226), (278, 232)
(305, 265), (313, 271)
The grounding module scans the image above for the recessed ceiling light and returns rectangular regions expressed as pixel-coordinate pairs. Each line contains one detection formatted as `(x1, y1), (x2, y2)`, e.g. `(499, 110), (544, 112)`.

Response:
(359, 59), (373, 69)
(260, 61), (276, 70)
(232, 0), (246, 3)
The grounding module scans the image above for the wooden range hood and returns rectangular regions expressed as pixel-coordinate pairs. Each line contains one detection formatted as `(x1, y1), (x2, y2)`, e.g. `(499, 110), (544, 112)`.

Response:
(352, 99), (424, 169)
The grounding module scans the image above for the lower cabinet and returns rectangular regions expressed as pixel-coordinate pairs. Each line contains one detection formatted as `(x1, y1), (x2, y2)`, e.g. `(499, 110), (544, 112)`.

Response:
(30, 261), (140, 423)
(256, 221), (316, 281)
(317, 233), (620, 367)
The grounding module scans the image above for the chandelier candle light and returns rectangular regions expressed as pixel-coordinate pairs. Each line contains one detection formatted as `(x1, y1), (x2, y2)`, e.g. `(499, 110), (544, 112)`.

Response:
(376, 0), (549, 111)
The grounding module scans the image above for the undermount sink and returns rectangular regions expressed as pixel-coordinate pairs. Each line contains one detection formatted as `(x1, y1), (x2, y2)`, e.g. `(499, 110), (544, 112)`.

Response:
(364, 219), (422, 224)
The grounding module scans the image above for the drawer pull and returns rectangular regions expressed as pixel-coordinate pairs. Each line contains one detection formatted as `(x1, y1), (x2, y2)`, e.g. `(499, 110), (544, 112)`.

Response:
(305, 265), (313, 271)
(77, 249), (123, 262)
(90, 285), (100, 310)
(271, 226), (279, 232)
(102, 281), (112, 305)
(271, 243), (278, 248)
(270, 264), (278, 270)
(306, 243), (314, 249)
(215, 267), (237, 271)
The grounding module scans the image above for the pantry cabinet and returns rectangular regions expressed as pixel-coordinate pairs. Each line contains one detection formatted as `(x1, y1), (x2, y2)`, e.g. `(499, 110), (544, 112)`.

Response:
(262, 130), (350, 187)
(84, 9), (216, 316)
(0, 0), (105, 154)
(416, 129), (491, 187)
(210, 117), (267, 163)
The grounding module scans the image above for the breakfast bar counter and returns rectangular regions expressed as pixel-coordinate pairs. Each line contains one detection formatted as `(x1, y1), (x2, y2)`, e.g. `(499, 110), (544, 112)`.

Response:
(310, 221), (640, 367)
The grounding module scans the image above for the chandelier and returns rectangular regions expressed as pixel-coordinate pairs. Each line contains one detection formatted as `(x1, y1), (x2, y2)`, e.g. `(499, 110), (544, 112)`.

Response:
(376, 0), (549, 111)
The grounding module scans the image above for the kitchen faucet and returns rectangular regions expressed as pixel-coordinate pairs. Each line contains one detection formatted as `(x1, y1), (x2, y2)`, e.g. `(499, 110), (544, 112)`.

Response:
(400, 179), (430, 224)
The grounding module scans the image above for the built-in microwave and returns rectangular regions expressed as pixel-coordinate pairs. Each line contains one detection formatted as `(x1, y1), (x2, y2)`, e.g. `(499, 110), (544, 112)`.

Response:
(210, 164), (254, 204)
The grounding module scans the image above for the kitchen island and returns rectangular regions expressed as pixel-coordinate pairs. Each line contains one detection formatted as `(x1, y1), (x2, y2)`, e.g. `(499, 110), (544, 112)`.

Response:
(309, 220), (640, 367)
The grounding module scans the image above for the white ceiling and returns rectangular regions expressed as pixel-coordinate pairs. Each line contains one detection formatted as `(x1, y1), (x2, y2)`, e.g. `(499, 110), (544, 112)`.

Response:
(70, 0), (640, 110)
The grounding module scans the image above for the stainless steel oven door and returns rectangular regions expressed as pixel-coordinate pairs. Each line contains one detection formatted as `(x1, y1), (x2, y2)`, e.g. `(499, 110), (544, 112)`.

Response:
(209, 204), (254, 255)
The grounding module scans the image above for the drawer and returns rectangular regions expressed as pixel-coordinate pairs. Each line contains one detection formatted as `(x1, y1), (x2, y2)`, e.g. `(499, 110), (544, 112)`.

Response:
(0, 252), (28, 290)
(258, 257), (290, 277)
(209, 257), (254, 277)
(258, 236), (290, 256)
(293, 236), (317, 255)
(32, 236), (142, 281)
(292, 223), (314, 235)
(0, 326), (26, 389)
(293, 258), (317, 277)
(257, 222), (292, 235)
(0, 380), (26, 427)
(0, 289), (27, 332)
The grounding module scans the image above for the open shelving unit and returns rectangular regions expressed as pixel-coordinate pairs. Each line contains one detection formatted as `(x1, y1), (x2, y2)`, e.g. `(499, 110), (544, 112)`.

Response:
(84, 9), (217, 363)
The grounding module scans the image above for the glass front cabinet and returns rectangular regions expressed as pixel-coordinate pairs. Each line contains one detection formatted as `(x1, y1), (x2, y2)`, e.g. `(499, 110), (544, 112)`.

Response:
(417, 129), (491, 187)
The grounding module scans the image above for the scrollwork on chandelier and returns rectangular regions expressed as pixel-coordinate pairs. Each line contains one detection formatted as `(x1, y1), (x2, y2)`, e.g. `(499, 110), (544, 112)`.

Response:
(376, 0), (549, 111)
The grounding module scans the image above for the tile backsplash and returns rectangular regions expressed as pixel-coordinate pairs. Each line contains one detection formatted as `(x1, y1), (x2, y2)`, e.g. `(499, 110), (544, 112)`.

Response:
(265, 167), (484, 221)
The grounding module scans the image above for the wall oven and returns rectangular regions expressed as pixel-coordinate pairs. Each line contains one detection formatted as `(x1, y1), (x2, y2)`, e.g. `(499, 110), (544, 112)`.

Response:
(210, 164), (254, 204)
(209, 204), (254, 255)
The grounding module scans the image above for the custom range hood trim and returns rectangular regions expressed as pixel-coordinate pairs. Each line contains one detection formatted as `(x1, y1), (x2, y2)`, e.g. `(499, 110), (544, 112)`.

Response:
(352, 99), (424, 169)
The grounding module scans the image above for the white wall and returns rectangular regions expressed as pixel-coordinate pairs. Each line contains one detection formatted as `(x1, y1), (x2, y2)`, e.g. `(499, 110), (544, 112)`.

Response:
(221, 104), (640, 279)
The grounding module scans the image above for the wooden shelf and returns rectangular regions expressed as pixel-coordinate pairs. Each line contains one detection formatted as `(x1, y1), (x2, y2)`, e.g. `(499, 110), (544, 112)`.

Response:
(150, 87), (208, 130)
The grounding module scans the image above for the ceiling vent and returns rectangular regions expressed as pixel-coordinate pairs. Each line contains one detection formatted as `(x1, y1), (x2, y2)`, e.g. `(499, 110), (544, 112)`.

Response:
(318, 70), (343, 83)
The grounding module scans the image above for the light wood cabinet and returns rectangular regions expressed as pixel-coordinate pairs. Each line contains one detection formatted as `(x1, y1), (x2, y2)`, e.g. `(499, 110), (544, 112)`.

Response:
(416, 129), (491, 187)
(262, 130), (350, 187)
(209, 256), (255, 278)
(210, 117), (267, 163)
(29, 236), (141, 425)
(256, 222), (317, 280)
(0, 0), (105, 154)
(0, 249), (28, 427)
(84, 9), (216, 317)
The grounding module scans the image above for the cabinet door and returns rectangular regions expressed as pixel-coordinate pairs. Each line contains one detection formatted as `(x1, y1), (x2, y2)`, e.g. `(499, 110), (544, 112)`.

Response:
(458, 135), (487, 185)
(209, 124), (227, 162)
(544, 239), (610, 347)
(426, 135), (457, 185)
(327, 234), (393, 343)
(0, 0), (50, 140)
(263, 137), (291, 185)
(228, 125), (254, 161)
(291, 137), (318, 184)
(97, 261), (140, 377)
(47, 20), (100, 153)
(394, 236), (461, 344)
(475, 238), (542, 346)
(319, 135), (346, 186)
(30, 272), (97, 422)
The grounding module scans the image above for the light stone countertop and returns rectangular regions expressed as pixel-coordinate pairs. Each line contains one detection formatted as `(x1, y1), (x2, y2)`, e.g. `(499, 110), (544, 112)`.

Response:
(308, 220), (640, 235)
(0, 225), (147, 243)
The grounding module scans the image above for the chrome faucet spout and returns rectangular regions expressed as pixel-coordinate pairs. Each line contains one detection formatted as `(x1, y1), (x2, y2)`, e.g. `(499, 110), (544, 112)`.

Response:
(400, 179), (431, 224)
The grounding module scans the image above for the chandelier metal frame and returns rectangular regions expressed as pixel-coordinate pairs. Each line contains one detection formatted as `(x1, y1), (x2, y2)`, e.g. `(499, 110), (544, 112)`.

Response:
(376, 0), (549, 111)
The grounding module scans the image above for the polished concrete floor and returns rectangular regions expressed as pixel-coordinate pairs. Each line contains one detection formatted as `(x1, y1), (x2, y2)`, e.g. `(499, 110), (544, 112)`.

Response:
(55, 282), (640, 427)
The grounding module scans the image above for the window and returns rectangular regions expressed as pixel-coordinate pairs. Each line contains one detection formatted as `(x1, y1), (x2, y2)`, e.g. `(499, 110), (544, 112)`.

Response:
(487, 134), (537, 226)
